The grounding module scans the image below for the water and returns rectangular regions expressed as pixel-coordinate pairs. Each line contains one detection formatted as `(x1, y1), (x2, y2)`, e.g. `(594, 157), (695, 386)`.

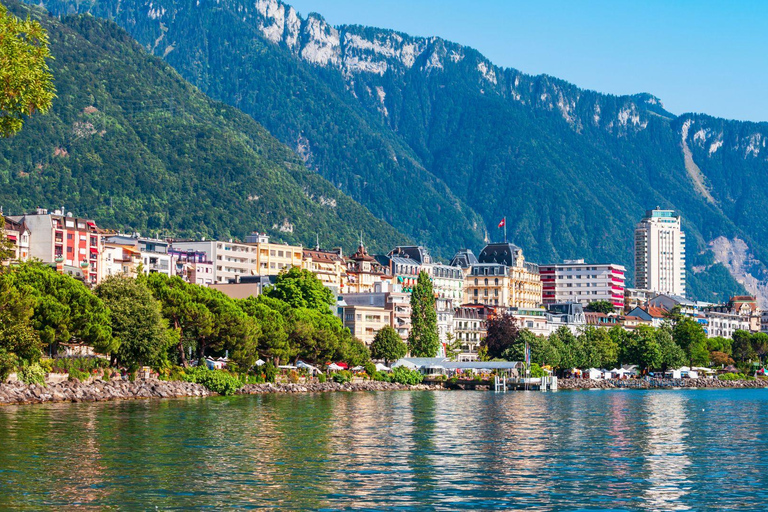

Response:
(1, 389), (767, 510)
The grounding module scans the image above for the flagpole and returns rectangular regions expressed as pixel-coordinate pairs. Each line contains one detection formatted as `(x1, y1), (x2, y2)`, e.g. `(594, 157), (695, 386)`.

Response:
(504, 217), (507, 243)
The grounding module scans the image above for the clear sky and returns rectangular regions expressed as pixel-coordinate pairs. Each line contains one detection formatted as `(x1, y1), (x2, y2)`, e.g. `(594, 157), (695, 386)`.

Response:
(285, 0), (768, 122)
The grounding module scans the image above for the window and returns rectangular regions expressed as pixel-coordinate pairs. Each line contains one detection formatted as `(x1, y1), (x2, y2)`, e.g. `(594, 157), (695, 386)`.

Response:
(270, 250), (276, 256)
(67, 233), (73, 240)
(278, 250), (284, 257)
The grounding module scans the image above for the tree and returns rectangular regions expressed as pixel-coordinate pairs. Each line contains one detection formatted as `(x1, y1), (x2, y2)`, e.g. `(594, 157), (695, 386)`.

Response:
(264, 267), (335, 313)
(482, 313), (520, 360)
(530, 333), (561, 368)
(339, 333), (370, 367)
(550, 326), (584, 370)
(657, 327), (687, 371)
(239, 297), (291, 364)
(623, 326), (661, 371)
(95, 276), (170, 369)
(672, 318), (709, 366)
(710, 351), (734, 367)
(731, 330), (756, 363)
(501, 329), (537, 362)
(579, 326), (618, 369)
(0, 271), (42, 378)
(370, 325), (407, 364)
(0, 216), (14, 261)
(584, 300), (615, 314)
(5, 262), (113, 354)
(407, 270), (438, 357)
(0, 2), (56, 137)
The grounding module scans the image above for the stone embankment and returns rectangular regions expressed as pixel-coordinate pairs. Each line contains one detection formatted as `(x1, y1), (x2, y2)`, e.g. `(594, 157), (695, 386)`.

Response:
(238, 381), (441, 394)
(0, 379), (441, 406)
(0, 379), (211, 406)
(558, 378), (768, 390)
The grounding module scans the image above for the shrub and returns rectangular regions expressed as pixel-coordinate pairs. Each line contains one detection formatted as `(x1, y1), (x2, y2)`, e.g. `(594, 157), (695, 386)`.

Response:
(530, 363), (545, 378)
(391, 366), (423, 385)
(288, 370), (300, 384)
(318, 373), (327, 383)
(183, 366), (243, 395)
(0, 349), (17, 382)
(263, 362), (277, 383)
(332, 370), (352, 384)
(18, 363), (46, 386)
(68, 368), (90, 382)
(364, 362), (377, 377)
(718, 372), (755, 381)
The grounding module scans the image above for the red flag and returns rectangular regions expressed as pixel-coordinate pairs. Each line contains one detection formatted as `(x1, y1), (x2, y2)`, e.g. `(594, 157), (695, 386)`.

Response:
(498, 217), (506, 228)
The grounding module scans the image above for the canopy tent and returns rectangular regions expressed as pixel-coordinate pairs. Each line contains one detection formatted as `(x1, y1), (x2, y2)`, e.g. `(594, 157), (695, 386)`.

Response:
(278, 365), (297, 370)
(327, 363), (344, 371)
(296, 361), (320, 374)
(375, 363), (391, 372)
(255, 359), (265, 367)
(351, 366), (365, 372)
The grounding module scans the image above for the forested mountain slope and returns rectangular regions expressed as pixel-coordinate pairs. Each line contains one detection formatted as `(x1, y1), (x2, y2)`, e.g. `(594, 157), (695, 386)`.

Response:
(28, 0), (768, 302)
(0, 0), (408, 252)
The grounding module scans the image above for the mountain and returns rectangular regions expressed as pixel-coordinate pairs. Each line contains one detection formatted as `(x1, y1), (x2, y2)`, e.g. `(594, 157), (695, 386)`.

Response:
(0, 0), (408, 253)
(23, 0), (768, 302)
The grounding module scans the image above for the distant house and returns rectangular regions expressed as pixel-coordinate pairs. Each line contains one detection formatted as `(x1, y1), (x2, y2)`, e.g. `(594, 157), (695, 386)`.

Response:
(626, 306), (668, 328)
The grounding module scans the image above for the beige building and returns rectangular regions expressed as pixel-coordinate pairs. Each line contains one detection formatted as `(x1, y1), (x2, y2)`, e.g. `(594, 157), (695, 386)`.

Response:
(2, 217), (30, 263)
(466, 243), (542, 308)
(171, 240), (259, 284)
(302, 248), (346, 293)
(245, 232), (302, 276)
(345, 243), (391, 293)
(634, 208), (686, 296)
(341, 303), (392, 346)
(342, 291), (411, 342)
(100, 243), (142, 278)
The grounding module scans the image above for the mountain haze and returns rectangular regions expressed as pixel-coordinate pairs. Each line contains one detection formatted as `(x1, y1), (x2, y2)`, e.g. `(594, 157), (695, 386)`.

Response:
(24, 0), (768, 302)
(0, 0), (408, 253)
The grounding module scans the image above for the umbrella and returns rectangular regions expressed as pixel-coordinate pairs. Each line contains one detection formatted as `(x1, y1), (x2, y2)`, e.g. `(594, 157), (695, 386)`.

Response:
(255, 359), (265, 366)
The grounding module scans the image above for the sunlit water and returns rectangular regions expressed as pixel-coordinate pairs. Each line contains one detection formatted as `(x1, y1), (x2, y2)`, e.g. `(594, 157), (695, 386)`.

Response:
(1, 389), (767, 510)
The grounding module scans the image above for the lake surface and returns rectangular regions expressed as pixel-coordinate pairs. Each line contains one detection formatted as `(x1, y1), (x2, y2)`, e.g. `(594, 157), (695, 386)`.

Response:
(1, 389), (767, 510)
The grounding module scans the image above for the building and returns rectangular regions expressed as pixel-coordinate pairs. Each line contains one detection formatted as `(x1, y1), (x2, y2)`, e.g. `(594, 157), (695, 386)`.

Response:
(704, 310), (749, 339)
(452, 304), (495, 361)
(450, 248), (479, 304)
(2, 217), (30, 262)
(624, 288), (654, 312)
(100, 242), (142, 278)
(342, 289), (411, 342)
(7, 208), (104, 285)
(105, 235), (172, 276)
(539, 260), (626, 309)
(706, 296), (761, 333)
(545, 302), (587, 334)
(210, 275), (274, 299)
(625, 306), (668, 329)
(170, 249), (214, 286)
(634, 208), (686, 296)
(507, 307), (549, 337)
(171, 240), (259, 284)
(466, 242), (542, 309)
(244, 232), (303, 276)
(648, 294), (700, 317)
(302, 248), (345, 293)
(345, 243), (391, 293)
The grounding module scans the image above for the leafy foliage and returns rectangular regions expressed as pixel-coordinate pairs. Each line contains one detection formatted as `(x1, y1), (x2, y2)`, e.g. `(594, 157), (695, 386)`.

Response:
(370, 325), (407, 364)
(584, 301), (615, 314)
(264, 267), (335, 313)
(391, 366), (423, 385)
(0, 1), (55, 136)
(407, 271), (439, 357)
(182, 365), (243, 395)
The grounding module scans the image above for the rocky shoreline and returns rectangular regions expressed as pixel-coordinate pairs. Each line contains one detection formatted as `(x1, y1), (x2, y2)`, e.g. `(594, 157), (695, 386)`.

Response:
(0, 379), (442, 406)
(558, 378), (768, 390)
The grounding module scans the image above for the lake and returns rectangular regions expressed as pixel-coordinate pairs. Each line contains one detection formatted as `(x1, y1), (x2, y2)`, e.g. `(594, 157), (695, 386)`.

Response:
(1, 389), (766, 510)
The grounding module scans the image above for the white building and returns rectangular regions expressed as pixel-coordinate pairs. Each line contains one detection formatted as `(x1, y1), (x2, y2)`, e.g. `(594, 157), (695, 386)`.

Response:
(634, 208), (686, 296)
(104, 235), (172, 277)
(540, 260), (626, 309)
(705, 310), (749, 339)
(172, 240), (259, 284)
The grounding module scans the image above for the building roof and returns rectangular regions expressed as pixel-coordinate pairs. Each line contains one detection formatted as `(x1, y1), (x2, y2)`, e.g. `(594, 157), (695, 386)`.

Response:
(477, 242), (522, 266)
(348, 243), (375, 262)
(394, 357), (523, 371)
(450, 249), (478, 269)
(303, 248), (343, 263)
(388, 246), (431, 265)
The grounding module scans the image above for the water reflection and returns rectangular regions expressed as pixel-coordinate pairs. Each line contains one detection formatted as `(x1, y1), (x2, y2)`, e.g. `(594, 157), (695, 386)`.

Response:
(1, 390), (767, 510)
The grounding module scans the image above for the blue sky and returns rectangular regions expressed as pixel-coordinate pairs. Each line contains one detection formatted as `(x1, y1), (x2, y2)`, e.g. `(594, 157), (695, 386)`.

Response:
(286, 0), (768, 122)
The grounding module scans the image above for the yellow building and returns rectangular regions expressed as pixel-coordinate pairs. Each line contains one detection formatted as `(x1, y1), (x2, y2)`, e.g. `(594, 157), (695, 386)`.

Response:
(245, 232), (303, 276)
(341, 304), (392, 346)
(466, 242), (542, 308)
(302, 248), (346, 293)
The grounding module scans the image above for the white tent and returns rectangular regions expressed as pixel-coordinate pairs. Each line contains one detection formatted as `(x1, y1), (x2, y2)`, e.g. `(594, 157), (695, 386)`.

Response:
(391, 359), (418, 370)
(375, 363), (391, 372)
(585, 368), (604, 380)
(296, 361), (320, 374)
(351, 366), (365, 372)
(278, 364), (297, 370)
(327, 363), (344, 371)
(255, 359), (265, 367)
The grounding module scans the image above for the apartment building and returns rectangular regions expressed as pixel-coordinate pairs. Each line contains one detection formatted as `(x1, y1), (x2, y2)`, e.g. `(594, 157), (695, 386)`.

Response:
(635, 208), (686, 296)
(302, 248), (345, 293)
(170, 249), (214, 286)
(539, 260), (626, 309)
(2, 217), (30, 262)
(345, 243), (392, 293)
(342, 289), (411, 341)
(245, 232), (302, 276)
(171, 240), (259, 284)
(7, 208), (104, 285)
(105, 235), (172, 276)
(452, 304), (495, 362)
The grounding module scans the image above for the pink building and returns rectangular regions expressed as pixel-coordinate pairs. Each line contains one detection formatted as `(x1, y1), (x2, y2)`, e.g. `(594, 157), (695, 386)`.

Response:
(539, 259), (625, 310)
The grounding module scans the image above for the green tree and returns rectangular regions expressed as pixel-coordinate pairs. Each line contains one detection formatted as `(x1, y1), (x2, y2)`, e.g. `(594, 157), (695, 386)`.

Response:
(731, 330), (756, 363)
(657, 326), (687, 371)
(672, 318), (709, 366)
(370, 325), (407, 364)
(579, 326), (618, 369)
(0, 271), (42, 378)
(95, 276), (170, 369)
(239, 297), (291, 364)
(550, 326), (584, 370)
(407, 270), (438, 357)
(5, 262), (113, 354)
(339, 333), (370, 367)
(622, 326), (662, 371)
(584, 300), (615, 314)
(530, 333), (561, 368)
(0, 2), (55, 137)
(500, 328), (536, 362)
(264, 267), (335, 313)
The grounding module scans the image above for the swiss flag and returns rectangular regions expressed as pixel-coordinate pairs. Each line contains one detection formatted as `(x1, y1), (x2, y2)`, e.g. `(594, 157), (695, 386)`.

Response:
(498, 217), (506, 228)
